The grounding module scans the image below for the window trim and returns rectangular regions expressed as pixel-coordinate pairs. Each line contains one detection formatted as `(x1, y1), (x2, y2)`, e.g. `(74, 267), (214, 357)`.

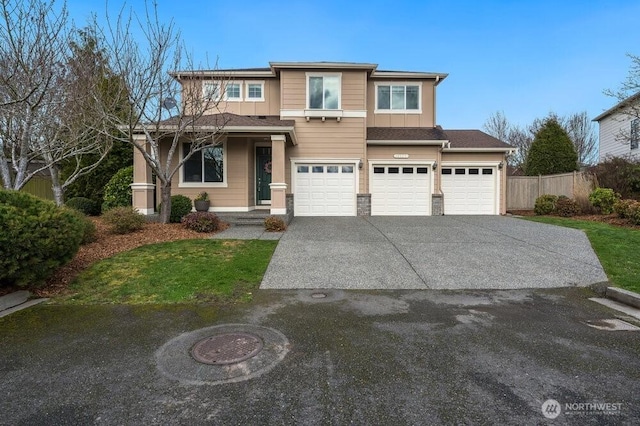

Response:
(245, 80), (265, 102)
(306, 72), (342, 110)
(224, 82), (242, 102)
(202, 81), (221, 102)
(631, 118), (639, 150)
(179, 141), (228, 188)
(374, 81), (422, 114)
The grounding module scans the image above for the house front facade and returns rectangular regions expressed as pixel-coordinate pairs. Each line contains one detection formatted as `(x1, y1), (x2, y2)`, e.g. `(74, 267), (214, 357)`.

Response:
(594, 92), (640, 162)
(132, 62), (513, 218)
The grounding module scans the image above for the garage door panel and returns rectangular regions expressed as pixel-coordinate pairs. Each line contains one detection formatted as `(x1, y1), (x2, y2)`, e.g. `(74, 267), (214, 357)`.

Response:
(442, 167), (497, 215)
(295, 163), (356, 216)
(371, 165), (431, 216)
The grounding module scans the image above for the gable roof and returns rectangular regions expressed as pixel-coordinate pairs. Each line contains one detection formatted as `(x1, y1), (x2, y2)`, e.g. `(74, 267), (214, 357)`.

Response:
(593, 91), (640, 122)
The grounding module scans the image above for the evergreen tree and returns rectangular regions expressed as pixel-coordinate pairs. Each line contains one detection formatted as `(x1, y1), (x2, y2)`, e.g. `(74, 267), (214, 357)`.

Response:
(524, 118), (578, 175)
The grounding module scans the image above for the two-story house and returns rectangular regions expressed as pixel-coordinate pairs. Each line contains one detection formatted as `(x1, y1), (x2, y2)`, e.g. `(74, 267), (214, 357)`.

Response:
(131, 62), (513, 218)
(594, 92), (640, 162)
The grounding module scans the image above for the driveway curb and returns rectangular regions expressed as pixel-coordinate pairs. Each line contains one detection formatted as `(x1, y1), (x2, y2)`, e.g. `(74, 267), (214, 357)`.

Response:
(606, 287), (640, 310)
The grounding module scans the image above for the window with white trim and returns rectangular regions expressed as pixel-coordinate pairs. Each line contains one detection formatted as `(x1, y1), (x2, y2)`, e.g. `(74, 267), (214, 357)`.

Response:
(183, 143), (224, 183)
(376, 83), (420, 111)
(631, 118), (639, 150)
(246, 82), (264, 101)
(203, 81), (221, 101)
(225, 83), (242, 101)
(308, 74), (341, 110)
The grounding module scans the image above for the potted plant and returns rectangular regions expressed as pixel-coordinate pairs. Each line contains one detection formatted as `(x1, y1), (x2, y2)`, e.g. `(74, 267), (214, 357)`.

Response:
(194, 191), (210, 212)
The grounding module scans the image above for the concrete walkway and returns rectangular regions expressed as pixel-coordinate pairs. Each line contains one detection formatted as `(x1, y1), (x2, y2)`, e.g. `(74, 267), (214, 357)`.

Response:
(260, 216), (608, 290)
(211, 225), (283, 240)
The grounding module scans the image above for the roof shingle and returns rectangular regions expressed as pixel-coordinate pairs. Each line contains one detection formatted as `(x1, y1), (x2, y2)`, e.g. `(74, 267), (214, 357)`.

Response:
(160, 113), (294, 128)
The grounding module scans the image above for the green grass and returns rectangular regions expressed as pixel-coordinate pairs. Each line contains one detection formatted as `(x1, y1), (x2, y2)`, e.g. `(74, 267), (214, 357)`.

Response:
(525, 216), (640, 292)
(56, 239), (278, 304)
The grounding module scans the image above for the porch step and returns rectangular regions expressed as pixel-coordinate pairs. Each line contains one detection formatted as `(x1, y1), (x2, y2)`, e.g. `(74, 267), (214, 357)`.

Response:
(217, 211), (271, 226)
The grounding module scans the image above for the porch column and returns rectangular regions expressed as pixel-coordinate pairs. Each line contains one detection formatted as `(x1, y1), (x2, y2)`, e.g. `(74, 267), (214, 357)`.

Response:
(131, 134), (155, 215)
(269, 134), (287, 215)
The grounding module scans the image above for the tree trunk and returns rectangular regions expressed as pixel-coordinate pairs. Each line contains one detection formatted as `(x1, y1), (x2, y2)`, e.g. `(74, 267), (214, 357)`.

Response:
(49, 165), (64, 206)
(159, 181), (172, 224)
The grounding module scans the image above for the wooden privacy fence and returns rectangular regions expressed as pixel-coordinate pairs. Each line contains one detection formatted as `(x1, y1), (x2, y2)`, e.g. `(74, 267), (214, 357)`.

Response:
(20, 176), (55, 201)
(507, 171), (594, 210)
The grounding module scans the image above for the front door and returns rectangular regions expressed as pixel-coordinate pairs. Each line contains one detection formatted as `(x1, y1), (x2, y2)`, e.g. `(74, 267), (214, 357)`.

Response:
(256, 147), (272, 204)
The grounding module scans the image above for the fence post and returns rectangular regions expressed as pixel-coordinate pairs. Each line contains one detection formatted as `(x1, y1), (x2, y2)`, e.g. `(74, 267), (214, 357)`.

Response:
(538, 174), (542, 197)
(573, 171), (577, 197)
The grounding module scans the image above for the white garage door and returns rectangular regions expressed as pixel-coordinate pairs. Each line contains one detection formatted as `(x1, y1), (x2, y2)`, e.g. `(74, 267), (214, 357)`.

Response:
(294, 164), (356, 216)
(371, 165), (431, 215)
(441, 167), (497, 215)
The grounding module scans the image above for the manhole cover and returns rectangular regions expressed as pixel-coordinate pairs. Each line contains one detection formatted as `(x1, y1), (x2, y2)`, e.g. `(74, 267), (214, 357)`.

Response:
(191, 332), (263, 365)
(311, 292), (327, 299)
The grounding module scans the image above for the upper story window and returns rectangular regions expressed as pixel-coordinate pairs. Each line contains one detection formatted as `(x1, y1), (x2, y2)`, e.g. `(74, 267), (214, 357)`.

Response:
(375, 83), (421, 113)
(307, 74), (341, 110)
(631, 118), (639, 150)
(202, 81), (242, 101)
(225, 83), (242, 101)
(246, 81), (264, 101)
(202, 81), (221, 101)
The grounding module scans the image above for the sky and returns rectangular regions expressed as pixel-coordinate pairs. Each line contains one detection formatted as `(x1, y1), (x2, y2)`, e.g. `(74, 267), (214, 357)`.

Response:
(66, 0), (640, 131)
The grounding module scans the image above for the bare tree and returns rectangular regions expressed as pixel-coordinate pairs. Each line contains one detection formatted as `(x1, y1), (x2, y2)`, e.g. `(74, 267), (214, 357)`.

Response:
(0, 0), (112, 204)
(484, 110), (597, 171)
(93, 2), (225, 223)
(563, 111), (598, 166)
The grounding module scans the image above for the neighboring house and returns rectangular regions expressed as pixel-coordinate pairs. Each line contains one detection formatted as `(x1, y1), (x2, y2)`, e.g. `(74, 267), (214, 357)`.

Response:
(132, 62), (514, 217)
(594, 92), (640, 162)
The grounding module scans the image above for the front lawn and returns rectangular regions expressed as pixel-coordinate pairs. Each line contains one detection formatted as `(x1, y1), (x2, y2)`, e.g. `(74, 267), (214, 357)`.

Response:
(525, 216), (640, 292)
(55, 239), (278, 304)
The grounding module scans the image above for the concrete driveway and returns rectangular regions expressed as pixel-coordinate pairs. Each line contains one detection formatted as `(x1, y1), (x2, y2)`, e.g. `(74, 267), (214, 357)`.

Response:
(260, 216), (608, 290)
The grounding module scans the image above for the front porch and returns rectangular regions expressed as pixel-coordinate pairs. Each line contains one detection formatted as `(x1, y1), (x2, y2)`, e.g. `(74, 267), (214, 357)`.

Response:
(130, 114), (296, 218)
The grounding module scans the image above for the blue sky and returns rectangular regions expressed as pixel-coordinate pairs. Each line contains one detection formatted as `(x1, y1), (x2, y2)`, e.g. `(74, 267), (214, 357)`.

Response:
(67, 0), (640, 130)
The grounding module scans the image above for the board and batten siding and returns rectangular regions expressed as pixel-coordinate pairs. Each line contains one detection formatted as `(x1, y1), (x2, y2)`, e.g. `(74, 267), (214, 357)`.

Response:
(598, 112), (639, 162)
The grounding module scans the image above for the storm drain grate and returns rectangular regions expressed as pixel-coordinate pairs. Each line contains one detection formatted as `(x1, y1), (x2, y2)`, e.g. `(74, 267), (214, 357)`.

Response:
(191, 332), (264, 365)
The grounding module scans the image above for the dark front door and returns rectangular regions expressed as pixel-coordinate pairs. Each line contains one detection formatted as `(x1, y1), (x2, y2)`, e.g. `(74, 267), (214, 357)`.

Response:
(256, 147), (272, 204)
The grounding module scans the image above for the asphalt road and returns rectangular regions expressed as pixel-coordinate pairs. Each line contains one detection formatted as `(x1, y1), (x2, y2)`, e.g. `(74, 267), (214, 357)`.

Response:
(1, 287), (639, 425)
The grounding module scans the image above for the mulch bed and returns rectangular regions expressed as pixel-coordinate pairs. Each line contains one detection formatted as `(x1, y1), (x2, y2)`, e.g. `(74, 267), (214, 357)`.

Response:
(508, 210), (640, 229)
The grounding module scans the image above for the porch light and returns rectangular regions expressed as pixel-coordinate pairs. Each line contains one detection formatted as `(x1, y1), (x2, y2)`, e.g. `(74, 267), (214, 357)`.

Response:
(432, 161), (438, 171)
(498, 161), (504, 170)
(358, 159), (363, 169)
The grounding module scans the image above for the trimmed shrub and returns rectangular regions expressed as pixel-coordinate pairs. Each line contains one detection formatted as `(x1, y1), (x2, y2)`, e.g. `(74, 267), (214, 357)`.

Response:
(181, 212), (221, 233)
(589, 188), (619, 214)
(630, 203), (640, 225)
(67, 210), (98, 244)
(555, 196), (581, 217)
(614, 199), (640, 219)
(589, 157), (640, 200)
(102, 206), (145, 234)
(264, 216), (287, 232)
(534, 194), (558, 215)
(65, 196), (100, 216)
(102, 166), (133, 211)
(159, 194), (193, 223)
(0, 190), (84, 287)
